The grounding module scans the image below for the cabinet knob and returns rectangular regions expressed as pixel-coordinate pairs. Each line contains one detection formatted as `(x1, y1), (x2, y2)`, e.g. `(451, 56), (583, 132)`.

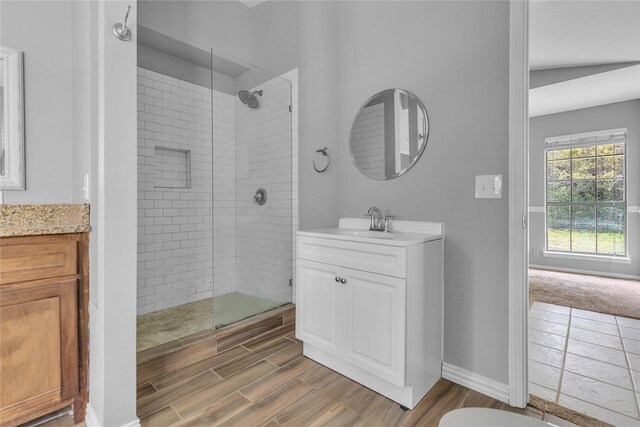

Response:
(335, 276), (340, 282)
(340, 278), (347, 284)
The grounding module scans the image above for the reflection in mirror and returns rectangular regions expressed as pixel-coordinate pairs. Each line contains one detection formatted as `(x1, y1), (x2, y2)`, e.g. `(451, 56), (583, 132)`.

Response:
(350, 88), (429, 180)
(1, 58), (5, 177)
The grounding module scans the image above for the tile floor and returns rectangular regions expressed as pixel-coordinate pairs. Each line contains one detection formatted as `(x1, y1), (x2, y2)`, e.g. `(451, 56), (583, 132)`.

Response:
(529, 301), (640, 426)
(137, 292), (284, 351)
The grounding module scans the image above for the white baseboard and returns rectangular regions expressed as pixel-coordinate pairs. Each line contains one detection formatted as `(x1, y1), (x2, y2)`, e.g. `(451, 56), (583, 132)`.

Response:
(442, 362), (510, 404)
(84, 404), (99, 427)
(530, 264), (640, 281)
(84, 403), (140, 427)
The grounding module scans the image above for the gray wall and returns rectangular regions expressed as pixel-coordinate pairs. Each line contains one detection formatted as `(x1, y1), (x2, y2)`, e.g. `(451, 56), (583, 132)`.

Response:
(1, 1), (74, 204)
(140, 0), (511, 384)
(137, 44), (237, 94)
(89, 1), (139, 424)
(138, 0), (252, 64)
(332, 0), (510, 384)
(529, 100), (640, 277)
(70, 0), (96, 205)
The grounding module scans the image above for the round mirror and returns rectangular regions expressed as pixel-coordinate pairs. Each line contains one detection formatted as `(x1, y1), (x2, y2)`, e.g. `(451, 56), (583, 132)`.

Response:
(349, 89), (429, 180)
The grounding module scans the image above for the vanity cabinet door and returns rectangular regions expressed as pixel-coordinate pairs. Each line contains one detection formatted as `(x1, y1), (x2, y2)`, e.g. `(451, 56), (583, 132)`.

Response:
(296, 259), (341, 355)
(341, 268), (406, 387)
(0, 278), (79, 425)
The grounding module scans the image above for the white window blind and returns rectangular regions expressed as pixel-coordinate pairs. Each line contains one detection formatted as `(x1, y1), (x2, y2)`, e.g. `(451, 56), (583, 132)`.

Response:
(545, 127), (627, 149)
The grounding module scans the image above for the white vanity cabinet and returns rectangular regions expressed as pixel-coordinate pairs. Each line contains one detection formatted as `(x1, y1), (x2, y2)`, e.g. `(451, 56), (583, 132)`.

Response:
(297, 260), (406, 386)
(295, 219), (444, 409)
(296, 259), (342, 355)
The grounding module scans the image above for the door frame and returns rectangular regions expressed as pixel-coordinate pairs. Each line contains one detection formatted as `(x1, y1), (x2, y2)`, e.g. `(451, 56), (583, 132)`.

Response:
(508, 0), (530, 408)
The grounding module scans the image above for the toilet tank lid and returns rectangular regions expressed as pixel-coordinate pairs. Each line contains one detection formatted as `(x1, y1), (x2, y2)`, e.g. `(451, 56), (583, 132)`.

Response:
(439, 408), (556, 427)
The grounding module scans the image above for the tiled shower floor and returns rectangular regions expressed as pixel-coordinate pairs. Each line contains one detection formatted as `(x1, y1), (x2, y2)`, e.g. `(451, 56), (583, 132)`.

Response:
(137, 292), (283, 351)
(529, 302), (640, 426)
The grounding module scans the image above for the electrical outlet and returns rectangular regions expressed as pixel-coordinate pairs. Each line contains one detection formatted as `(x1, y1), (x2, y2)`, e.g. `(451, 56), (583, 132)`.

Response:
(82, 174), (90, 201)
(475, 175), (502, 199)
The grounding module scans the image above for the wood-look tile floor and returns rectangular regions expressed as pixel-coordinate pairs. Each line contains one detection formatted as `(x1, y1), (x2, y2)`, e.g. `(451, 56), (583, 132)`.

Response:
(32, 325), (579, 427)
(134, 328), (551, 427)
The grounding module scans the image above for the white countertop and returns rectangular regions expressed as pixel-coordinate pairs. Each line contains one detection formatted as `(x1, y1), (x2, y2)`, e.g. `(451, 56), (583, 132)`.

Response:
(297, 218), (444, 247)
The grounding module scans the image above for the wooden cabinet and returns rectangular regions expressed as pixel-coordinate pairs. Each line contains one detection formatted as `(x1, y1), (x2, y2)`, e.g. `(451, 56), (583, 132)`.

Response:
(0, 234), (89, 426)
(296, 229), (443, 409)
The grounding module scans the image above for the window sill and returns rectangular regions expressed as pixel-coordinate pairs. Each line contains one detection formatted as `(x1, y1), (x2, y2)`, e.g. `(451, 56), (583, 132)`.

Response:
(543, 251), (631, 264)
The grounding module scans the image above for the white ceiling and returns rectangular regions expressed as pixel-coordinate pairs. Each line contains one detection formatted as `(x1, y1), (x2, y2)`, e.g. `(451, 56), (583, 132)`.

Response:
(530, 0), (640, 70)
(529, 64), (640, 117)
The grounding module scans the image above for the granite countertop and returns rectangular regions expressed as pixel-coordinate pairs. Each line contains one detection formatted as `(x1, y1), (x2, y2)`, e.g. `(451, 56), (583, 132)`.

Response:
(0, 204), (90, 237)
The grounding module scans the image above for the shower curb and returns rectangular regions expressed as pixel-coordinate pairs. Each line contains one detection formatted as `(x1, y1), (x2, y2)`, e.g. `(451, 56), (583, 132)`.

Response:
(136, 304), (296, 385)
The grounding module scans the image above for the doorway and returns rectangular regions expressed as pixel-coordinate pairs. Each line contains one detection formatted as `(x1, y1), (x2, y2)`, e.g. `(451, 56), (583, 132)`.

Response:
(525, 1), (640, 424)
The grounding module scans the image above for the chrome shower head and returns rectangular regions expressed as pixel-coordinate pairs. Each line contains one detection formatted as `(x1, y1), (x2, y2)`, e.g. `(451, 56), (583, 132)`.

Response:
(238, 89), (263, 109)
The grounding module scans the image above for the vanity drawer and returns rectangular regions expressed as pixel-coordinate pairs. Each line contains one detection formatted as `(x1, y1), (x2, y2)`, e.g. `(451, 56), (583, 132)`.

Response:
(297, 236), (407, 278)
(0, 237), (78, 285)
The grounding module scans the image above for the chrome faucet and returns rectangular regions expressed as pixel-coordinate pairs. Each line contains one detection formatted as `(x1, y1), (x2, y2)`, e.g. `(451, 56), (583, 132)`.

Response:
(366, 207), (384, 231)
(366, 207), (396, 232)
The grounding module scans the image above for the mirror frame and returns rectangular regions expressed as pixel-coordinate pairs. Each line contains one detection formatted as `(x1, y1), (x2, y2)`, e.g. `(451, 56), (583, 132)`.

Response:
(349, 88), (429, 181)
(0, 46), (25, 191)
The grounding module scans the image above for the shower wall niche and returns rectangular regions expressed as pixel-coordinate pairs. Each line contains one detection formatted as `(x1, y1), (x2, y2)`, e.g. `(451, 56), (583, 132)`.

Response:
(136, 46), (296, 349)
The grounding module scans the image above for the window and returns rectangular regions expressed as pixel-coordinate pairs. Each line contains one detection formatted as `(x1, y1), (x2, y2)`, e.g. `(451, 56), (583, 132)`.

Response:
(545, 129), (627, 256)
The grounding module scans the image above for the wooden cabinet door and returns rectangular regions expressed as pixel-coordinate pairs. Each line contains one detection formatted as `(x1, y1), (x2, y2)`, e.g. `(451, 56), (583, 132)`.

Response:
(295, 259), (342, 355)
(341, 268), (406, 387)
(0, 278), (78, 425)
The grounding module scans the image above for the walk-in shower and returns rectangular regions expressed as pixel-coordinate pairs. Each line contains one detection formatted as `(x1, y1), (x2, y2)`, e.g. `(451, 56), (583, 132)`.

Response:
(136, 34), (295, 351)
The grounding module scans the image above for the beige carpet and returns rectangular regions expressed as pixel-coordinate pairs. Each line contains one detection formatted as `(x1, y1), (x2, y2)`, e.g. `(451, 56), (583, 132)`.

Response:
(529, 268), (640, 320)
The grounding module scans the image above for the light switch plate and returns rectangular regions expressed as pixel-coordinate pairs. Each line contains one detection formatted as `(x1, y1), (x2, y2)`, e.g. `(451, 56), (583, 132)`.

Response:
(475, 174), (502, 198)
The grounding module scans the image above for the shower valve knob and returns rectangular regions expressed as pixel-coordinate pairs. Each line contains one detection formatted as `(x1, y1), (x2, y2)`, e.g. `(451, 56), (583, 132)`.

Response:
(253, 188), (267, 206)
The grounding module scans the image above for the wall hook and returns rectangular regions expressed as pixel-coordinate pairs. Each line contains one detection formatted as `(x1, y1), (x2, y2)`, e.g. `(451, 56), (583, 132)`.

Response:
(113, 5), (132, 41)
(313, 147), (330, 173)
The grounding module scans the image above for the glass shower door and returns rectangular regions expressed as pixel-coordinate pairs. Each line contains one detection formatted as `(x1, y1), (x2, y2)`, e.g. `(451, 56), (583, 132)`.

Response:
(211, 51), (293, 329)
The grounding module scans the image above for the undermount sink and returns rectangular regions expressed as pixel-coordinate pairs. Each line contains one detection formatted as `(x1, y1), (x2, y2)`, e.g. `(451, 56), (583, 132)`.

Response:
(334, 230), (397, 238)
(297, 218), (444, 247)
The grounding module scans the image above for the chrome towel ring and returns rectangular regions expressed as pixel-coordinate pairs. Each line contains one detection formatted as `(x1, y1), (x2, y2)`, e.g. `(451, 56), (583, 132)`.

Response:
(313, 147), (330, 173)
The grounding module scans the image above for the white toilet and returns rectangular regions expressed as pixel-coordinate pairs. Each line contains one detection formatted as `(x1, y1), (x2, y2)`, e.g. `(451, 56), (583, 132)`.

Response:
(439, 408), (557, 427)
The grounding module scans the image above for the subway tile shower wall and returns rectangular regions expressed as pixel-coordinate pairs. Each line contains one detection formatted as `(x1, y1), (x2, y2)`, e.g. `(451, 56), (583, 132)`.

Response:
(137, 68), (236, 314)
(137, 67), (298, 315)
(351, 103), (385, 180)
(235, 76), (294, 305)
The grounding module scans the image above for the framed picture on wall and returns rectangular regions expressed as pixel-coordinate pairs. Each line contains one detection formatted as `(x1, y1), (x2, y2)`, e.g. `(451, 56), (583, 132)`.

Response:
(0, 45), (25, 191)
